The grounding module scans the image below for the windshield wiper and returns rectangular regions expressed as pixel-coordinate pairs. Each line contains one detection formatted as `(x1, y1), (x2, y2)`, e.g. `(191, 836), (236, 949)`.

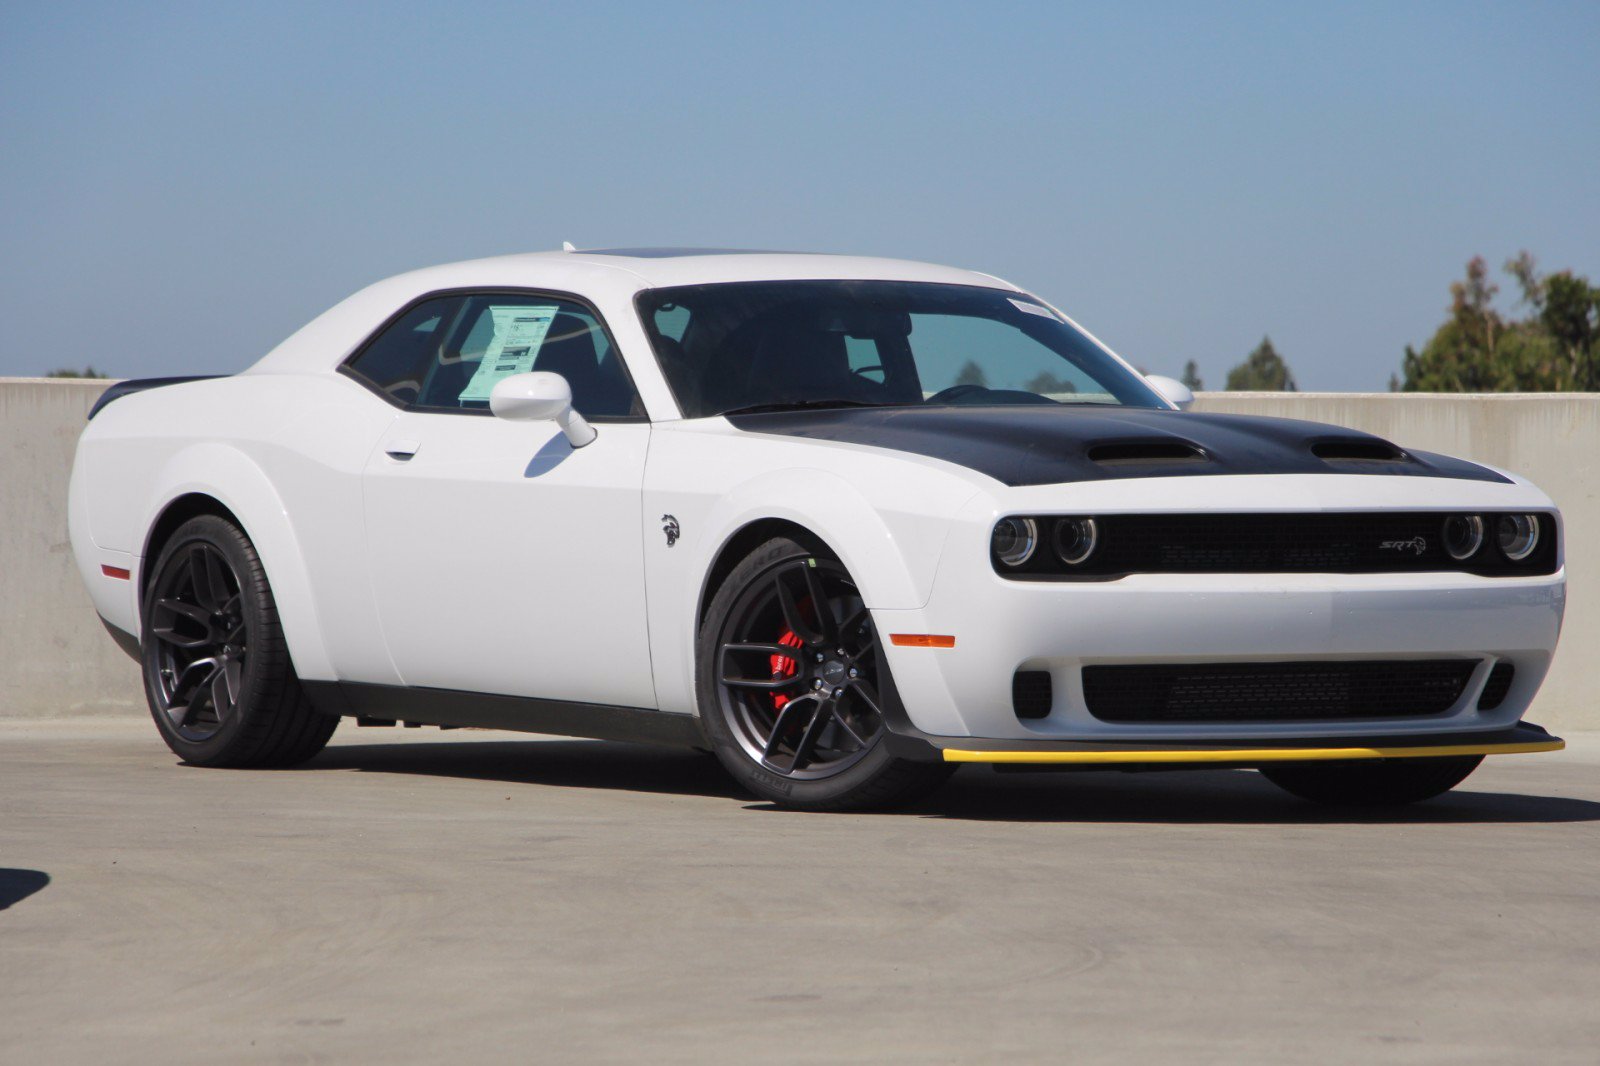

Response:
(720, 398), (911, 416)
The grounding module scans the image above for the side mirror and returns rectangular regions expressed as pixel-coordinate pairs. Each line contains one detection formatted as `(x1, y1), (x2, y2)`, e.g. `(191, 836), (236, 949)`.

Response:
(489, 372), (597, 448)
(1144, 374), (1195, 410)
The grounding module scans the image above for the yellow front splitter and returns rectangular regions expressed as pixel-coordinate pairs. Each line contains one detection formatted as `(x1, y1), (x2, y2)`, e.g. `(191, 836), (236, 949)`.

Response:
(941, 739), (1565, 766)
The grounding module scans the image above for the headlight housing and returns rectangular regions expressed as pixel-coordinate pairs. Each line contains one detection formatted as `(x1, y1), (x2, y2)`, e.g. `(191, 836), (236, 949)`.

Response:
(1442, 514), (1485, 560)
(1052, 517), (1099, 565)
(1496, 514), (1540, 561)
(991, 517), (1038, 567)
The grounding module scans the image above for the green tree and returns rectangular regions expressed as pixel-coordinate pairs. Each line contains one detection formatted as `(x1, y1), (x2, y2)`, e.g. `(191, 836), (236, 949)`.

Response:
(1224, 337), (1297, 391)
(45, 366), (108, 379)
(953, 360), (987, 388)
(1180, 359), (1204, 391)
(1397, 254), (1599, 392)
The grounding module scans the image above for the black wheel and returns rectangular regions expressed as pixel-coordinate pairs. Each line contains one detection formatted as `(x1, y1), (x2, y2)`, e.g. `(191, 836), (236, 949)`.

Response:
(1260, 755), (1483, 806)
(141, 515), (338, 767)
(696, 535), (953, 811)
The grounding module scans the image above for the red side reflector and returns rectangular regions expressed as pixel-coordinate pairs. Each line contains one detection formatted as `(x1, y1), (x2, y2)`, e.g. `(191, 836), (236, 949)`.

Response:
(101, 565), (131, 580)
(889, 634), (956, 648)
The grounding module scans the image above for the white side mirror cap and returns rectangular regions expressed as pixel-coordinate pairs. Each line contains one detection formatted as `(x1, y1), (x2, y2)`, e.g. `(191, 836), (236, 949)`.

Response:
(489, 372), (597, 447)
(1145, 374), (1195, 410)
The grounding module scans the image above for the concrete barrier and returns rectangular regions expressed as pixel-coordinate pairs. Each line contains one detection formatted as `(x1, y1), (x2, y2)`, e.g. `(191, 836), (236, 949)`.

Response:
(3, 379), (1595, 729)
(1, 379), (141, 716)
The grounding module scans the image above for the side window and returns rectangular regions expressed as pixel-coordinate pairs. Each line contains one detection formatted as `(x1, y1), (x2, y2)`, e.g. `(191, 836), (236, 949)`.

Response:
(344, 296), (460, 405)
(350, 293), (643, 419)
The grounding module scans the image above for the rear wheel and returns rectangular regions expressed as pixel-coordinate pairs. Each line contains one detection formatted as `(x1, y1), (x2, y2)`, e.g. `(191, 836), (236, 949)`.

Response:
(696, 536), (953, 811)
(1260, 755), (1483, 806)
(141, 515), (338, 767)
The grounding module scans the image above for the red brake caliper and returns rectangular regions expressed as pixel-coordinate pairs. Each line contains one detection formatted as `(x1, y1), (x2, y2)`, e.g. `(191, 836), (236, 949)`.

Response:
(770, 630), (805, 710)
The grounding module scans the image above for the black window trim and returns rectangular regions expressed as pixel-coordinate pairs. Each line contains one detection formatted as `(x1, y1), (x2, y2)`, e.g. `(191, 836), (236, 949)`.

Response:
(338, 286), (648, 423)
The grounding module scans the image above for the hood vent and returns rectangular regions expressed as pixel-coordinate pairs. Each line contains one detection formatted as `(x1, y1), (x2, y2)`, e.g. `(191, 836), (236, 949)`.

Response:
(1311, 439), (1406, 463)
(1087, 439), (1206, 465)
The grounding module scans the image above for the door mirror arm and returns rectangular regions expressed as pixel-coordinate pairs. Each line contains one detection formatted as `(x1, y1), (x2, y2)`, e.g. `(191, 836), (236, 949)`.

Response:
(489, 372), (598, 447)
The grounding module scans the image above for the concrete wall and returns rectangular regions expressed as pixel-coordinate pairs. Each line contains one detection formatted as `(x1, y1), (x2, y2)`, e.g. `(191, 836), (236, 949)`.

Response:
(2, 379), (1595, 728)
(1, 379), (142, 716)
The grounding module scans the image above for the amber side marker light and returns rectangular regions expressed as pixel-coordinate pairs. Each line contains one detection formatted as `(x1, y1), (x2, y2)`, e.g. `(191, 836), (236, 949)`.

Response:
(889, 634), (956, 648)
(101, 565), (130, 580)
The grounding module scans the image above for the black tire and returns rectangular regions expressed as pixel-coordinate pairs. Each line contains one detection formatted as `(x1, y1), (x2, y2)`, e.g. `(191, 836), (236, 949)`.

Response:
(696, 535), (953, 811)
(140, 514), (338, 768)
(1260, 755), (1483, 806)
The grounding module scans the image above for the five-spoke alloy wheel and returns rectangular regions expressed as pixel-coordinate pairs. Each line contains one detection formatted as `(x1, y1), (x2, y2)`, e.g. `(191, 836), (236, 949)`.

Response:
(697, 535), (953, 810)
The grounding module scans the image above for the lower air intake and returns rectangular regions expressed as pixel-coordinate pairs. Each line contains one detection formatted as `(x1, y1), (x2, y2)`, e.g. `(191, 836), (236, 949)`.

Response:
(1477, 662), (1515, 710)
(1012, 670), (1054, 720)
(1082, 659), (1477, 723)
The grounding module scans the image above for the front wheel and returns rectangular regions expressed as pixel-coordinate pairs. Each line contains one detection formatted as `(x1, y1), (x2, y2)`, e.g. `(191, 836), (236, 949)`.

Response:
(1260, 755), (1483, 806)
(696, 536), (953, 811)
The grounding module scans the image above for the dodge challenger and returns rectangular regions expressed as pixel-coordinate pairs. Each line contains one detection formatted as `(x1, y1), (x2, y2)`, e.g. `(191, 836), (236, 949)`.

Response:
(68, 248), (1566, 809)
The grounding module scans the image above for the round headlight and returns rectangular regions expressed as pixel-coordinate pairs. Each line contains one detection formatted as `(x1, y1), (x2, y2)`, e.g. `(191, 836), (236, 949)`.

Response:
(1442, 514), (1484, 560)
(1053, 517), (1099, 565)
(1496, 514), (1540, 561)
(992, 518), (1038, 567)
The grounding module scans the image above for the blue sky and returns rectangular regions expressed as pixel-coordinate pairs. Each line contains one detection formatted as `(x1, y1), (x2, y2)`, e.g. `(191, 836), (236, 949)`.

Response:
(3, 1), (1596, 389)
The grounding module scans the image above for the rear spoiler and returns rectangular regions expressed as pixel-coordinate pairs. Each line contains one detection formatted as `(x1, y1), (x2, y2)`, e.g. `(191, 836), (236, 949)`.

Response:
(87, 376), (224, 420)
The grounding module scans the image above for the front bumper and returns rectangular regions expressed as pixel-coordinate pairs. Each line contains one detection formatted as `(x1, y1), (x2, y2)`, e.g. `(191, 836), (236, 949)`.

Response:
(871, 477), (1567, 743)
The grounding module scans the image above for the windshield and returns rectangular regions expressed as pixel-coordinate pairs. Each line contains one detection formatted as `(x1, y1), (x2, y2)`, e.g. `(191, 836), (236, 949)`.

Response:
(636, 280), (1166, 418)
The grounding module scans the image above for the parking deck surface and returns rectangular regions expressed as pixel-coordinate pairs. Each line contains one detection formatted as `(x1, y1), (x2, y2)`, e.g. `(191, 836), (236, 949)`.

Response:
(3, 719), (1597, 1064)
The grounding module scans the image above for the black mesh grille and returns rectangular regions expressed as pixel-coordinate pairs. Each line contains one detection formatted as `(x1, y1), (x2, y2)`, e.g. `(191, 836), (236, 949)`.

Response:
(998, 512), (1558, 579)
(1477, 662), (1515, 710)
(1082, 659), (1478, 723)
(1012, 670), (1053, 720)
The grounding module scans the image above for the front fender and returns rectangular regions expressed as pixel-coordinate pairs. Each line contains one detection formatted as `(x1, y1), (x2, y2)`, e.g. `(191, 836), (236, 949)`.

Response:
(696, 467), (954, 613)
(644, 448), (980, 715)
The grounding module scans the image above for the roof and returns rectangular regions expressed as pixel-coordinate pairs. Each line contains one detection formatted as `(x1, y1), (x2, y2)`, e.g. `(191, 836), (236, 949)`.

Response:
(245, 248), (1022, 377)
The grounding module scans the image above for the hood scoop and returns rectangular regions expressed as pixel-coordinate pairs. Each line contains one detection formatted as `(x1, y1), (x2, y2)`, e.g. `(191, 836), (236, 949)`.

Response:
(1310, 438), (1407, 463)
(1087, 439), (1206, 465)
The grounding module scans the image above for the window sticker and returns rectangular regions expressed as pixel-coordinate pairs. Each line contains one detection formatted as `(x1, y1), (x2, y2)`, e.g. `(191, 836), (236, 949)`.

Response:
(1009, 297), (1059, 320)
(458, 305), (560, 403)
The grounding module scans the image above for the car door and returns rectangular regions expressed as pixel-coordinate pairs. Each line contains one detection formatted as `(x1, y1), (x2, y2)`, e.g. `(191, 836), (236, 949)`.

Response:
(349, 291), (657, 709)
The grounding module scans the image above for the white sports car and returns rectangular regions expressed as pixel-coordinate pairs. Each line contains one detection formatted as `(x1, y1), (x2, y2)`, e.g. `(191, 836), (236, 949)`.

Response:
(68, 249), (1566, 810)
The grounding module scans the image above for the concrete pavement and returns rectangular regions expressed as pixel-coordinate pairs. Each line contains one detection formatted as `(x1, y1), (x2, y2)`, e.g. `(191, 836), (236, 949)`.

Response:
(3, 718), (1598, 1064)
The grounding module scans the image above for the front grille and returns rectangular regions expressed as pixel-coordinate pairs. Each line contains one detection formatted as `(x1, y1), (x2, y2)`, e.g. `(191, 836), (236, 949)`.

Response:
(1082, 659), (1478, 723)
(1012, 670), (1053, 719)
(996, 512), (1558, 579)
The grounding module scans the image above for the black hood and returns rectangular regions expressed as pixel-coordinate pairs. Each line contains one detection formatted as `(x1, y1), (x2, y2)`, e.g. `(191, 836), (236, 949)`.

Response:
(726, 405), (1507, 487)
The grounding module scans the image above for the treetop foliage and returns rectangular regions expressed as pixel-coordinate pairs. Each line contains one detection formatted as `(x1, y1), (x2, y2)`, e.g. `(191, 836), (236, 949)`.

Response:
(1396, 254), (1599, 392)
(1225, 337), (1298, 391)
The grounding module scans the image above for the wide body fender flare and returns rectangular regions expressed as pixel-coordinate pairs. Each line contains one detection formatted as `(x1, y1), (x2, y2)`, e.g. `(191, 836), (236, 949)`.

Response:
(138, 444), (335, 681)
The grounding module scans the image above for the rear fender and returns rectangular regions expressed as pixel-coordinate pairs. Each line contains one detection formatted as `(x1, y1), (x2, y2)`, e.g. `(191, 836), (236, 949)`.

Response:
(138, 444), (333, 680)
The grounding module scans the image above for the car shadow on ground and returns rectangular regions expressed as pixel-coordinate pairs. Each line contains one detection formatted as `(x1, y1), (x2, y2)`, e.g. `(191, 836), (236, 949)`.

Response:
(300, 737), (1600, 825)
(0, 869), (50, 911)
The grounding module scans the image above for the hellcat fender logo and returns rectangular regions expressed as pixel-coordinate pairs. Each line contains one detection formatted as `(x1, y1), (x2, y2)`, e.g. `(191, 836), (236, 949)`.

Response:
(1379, 536), (1427, 555)
(661, 514), (680, 547)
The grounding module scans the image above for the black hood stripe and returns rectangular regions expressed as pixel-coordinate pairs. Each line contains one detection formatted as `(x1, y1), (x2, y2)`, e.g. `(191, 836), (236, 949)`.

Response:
(726, 406), (1508, 487)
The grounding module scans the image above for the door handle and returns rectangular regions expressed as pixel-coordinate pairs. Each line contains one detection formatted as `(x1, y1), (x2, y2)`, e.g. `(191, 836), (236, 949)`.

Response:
(383, 438), (421, 461)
